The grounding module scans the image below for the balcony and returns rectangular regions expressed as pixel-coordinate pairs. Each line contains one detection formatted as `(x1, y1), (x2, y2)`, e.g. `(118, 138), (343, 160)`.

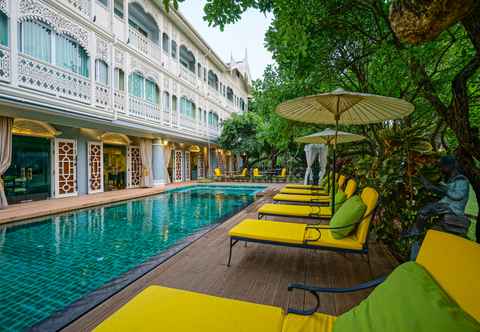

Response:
(17, 53), (91, 104)
(0, 45), (10, 82)
(95, 83), (110, 108)
(114, 89), (126, 113)
(128, 95), (162, 123)
(179, 65), (197, 86)
(128, 28), (162, 63)
(179, 114), (197, 131)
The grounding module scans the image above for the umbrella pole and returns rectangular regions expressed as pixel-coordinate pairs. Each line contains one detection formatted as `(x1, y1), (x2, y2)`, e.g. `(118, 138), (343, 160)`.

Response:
(332, 97), (340, 214)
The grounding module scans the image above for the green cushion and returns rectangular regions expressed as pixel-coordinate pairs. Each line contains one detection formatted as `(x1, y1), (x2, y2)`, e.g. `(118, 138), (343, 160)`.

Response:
(334, 191), (347, 209)
(333, 262), (480, 332)
(329, 195), (366, 239)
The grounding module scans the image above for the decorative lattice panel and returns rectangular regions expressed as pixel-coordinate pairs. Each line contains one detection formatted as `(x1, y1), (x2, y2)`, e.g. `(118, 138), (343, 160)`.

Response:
(174, 150), (183, 182)
(197, 154), (204, 179)
(55, 139), (77, 197)
(184, 151), (191, 181)
(88, 142), (103, 193)
(128, 146), (142, 188)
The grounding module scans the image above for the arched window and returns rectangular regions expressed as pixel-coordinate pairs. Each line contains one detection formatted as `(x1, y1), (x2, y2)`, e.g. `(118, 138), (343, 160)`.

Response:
(162, 32), (169, 53)
(128, 72), (159, 104)
(20, 20), (52, 62)
(95, 59), (109, 85)
(208, 70), (218, 90)
(0, 12), (8, 46)
(114, 68), (125, 90)
(226, 87), (234, 102)
(208, 111), (219, 128)
(20, 20), (89, 77)
(172, 94), (177, 113)
(180, 97), (196, 119)
(145, 79), (159, 104)
(240, 98), (246, 111)
(179, 45), (195, 73)
(171, 40), (177, 58)
(163, 91), (170, 112)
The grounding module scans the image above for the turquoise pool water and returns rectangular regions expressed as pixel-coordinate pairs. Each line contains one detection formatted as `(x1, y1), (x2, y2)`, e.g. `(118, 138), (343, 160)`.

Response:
(0, 185), (264, 331)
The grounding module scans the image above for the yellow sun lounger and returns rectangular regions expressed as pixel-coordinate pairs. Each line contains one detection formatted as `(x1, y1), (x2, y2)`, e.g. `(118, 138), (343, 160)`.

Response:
(94, 231), (479, 332)
(280, 175), (346, 195)
(228, 187), (378, 266)
(260, 179), (357, 220)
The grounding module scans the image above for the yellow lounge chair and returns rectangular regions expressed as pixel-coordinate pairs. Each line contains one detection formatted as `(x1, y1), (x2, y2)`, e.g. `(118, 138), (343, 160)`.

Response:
(259, 179), (357, 220)
(228, 187), (378, 266)
(214, 167), (223, 181)
(232, 168), (248, 181)
(94, 230), (479, 332)
(280, 175), (346, 196)
(273, 168), (287, 182)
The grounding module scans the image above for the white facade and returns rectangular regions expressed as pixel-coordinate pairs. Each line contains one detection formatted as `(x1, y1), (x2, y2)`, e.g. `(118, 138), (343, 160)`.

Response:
(0, 0), (251, 201)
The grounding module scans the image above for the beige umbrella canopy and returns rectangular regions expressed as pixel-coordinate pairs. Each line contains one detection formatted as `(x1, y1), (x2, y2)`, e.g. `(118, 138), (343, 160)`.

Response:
(276, 88), (414, 125)
(277, 88), (414, 212)
(296, 128), (366, 144)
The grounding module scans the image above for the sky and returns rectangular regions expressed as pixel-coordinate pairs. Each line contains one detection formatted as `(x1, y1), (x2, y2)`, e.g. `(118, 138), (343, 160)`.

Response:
(178, 1), (273, 80)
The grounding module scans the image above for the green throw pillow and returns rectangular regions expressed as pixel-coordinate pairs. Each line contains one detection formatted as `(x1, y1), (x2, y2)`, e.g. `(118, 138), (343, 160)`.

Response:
(334, 191), (347, 209)
(329, 195), (366, 239)
(333, 262), (480, 332)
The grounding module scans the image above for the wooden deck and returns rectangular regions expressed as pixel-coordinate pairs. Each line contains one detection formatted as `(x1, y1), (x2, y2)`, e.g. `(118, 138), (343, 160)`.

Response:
(63, 190), (398, 331)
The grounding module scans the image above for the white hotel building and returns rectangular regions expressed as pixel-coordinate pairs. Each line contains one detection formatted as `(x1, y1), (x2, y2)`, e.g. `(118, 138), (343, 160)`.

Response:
(0, 0), (251, 204)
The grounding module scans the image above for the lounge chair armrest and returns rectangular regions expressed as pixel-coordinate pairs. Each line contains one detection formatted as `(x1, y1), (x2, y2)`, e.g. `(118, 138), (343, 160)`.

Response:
(286, 276), (386, 315)
(307, 220), (362, 230)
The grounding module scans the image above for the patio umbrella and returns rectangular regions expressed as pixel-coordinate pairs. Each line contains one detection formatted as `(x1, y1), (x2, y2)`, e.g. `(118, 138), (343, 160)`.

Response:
(278, 88), (414, 213)
(296, 129), (366, 212)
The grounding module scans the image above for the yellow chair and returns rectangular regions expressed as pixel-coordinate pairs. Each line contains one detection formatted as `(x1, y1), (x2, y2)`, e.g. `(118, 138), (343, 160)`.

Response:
(275, 176), (347, 204)
(94, 230), (479, 332)
(232, 168), (249, 182)
(273, 168), (288, 182)
(213, 167), (223, 181)
(259, 179), (357, 220)
(228, 187), (378, 266)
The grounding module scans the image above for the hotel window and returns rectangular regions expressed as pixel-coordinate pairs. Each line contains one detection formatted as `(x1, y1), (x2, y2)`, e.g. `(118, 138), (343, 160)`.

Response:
(114, 68), (125, 90)
(208, 70), (219, 90)
(97, 0), (108, 7)
(163, 91), (170, 113)
(162, 33), (169, 53)
(179, 45), (195, 73)
(172, 95), (177, 113)
(114, 0), (124, 18)
(227, 87), (233, 102)
(180, 97), (196, 119)
(240, 98), (246, 111)
(20, 20), (89, 77)
(145, 79), (160, 104)
(95, 60), (109, 85)
(208, 111), (219, 128)
(171, 40), (177, 58)
(0, 11), (8, 46)
(19, 21), (52, 62)
(203, 68), (206, 82)
(197, 63), (202, 79)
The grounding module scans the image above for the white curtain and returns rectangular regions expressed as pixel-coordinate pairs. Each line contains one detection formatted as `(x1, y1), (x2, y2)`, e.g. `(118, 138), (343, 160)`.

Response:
(164, 145), (172, 184)
(0, 117), (13, 209)
(304, 144), (318, 185)
(318, 144), (328, 183)
(139, 139), (153, 187)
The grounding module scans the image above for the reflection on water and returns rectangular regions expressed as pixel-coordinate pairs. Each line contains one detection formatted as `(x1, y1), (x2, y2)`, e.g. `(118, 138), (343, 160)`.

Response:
(0, 186), (260, 331)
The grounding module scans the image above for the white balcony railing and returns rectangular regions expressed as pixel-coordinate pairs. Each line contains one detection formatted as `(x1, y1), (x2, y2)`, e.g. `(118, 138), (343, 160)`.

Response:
(179, 65), (196, 85)
(128, 28), (162, 63)
(18, 54), (91, 104)
(114, 89), (126, 113)
(66, 0), (91, 18)
(0, 45), (10, 82)
(129, 95), (162, 123)
(180, 114), (196, 131)
(95, 83), (110, 108)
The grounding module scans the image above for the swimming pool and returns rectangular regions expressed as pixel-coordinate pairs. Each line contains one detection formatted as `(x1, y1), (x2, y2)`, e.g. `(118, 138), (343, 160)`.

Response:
(0, 185), (264, 331)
